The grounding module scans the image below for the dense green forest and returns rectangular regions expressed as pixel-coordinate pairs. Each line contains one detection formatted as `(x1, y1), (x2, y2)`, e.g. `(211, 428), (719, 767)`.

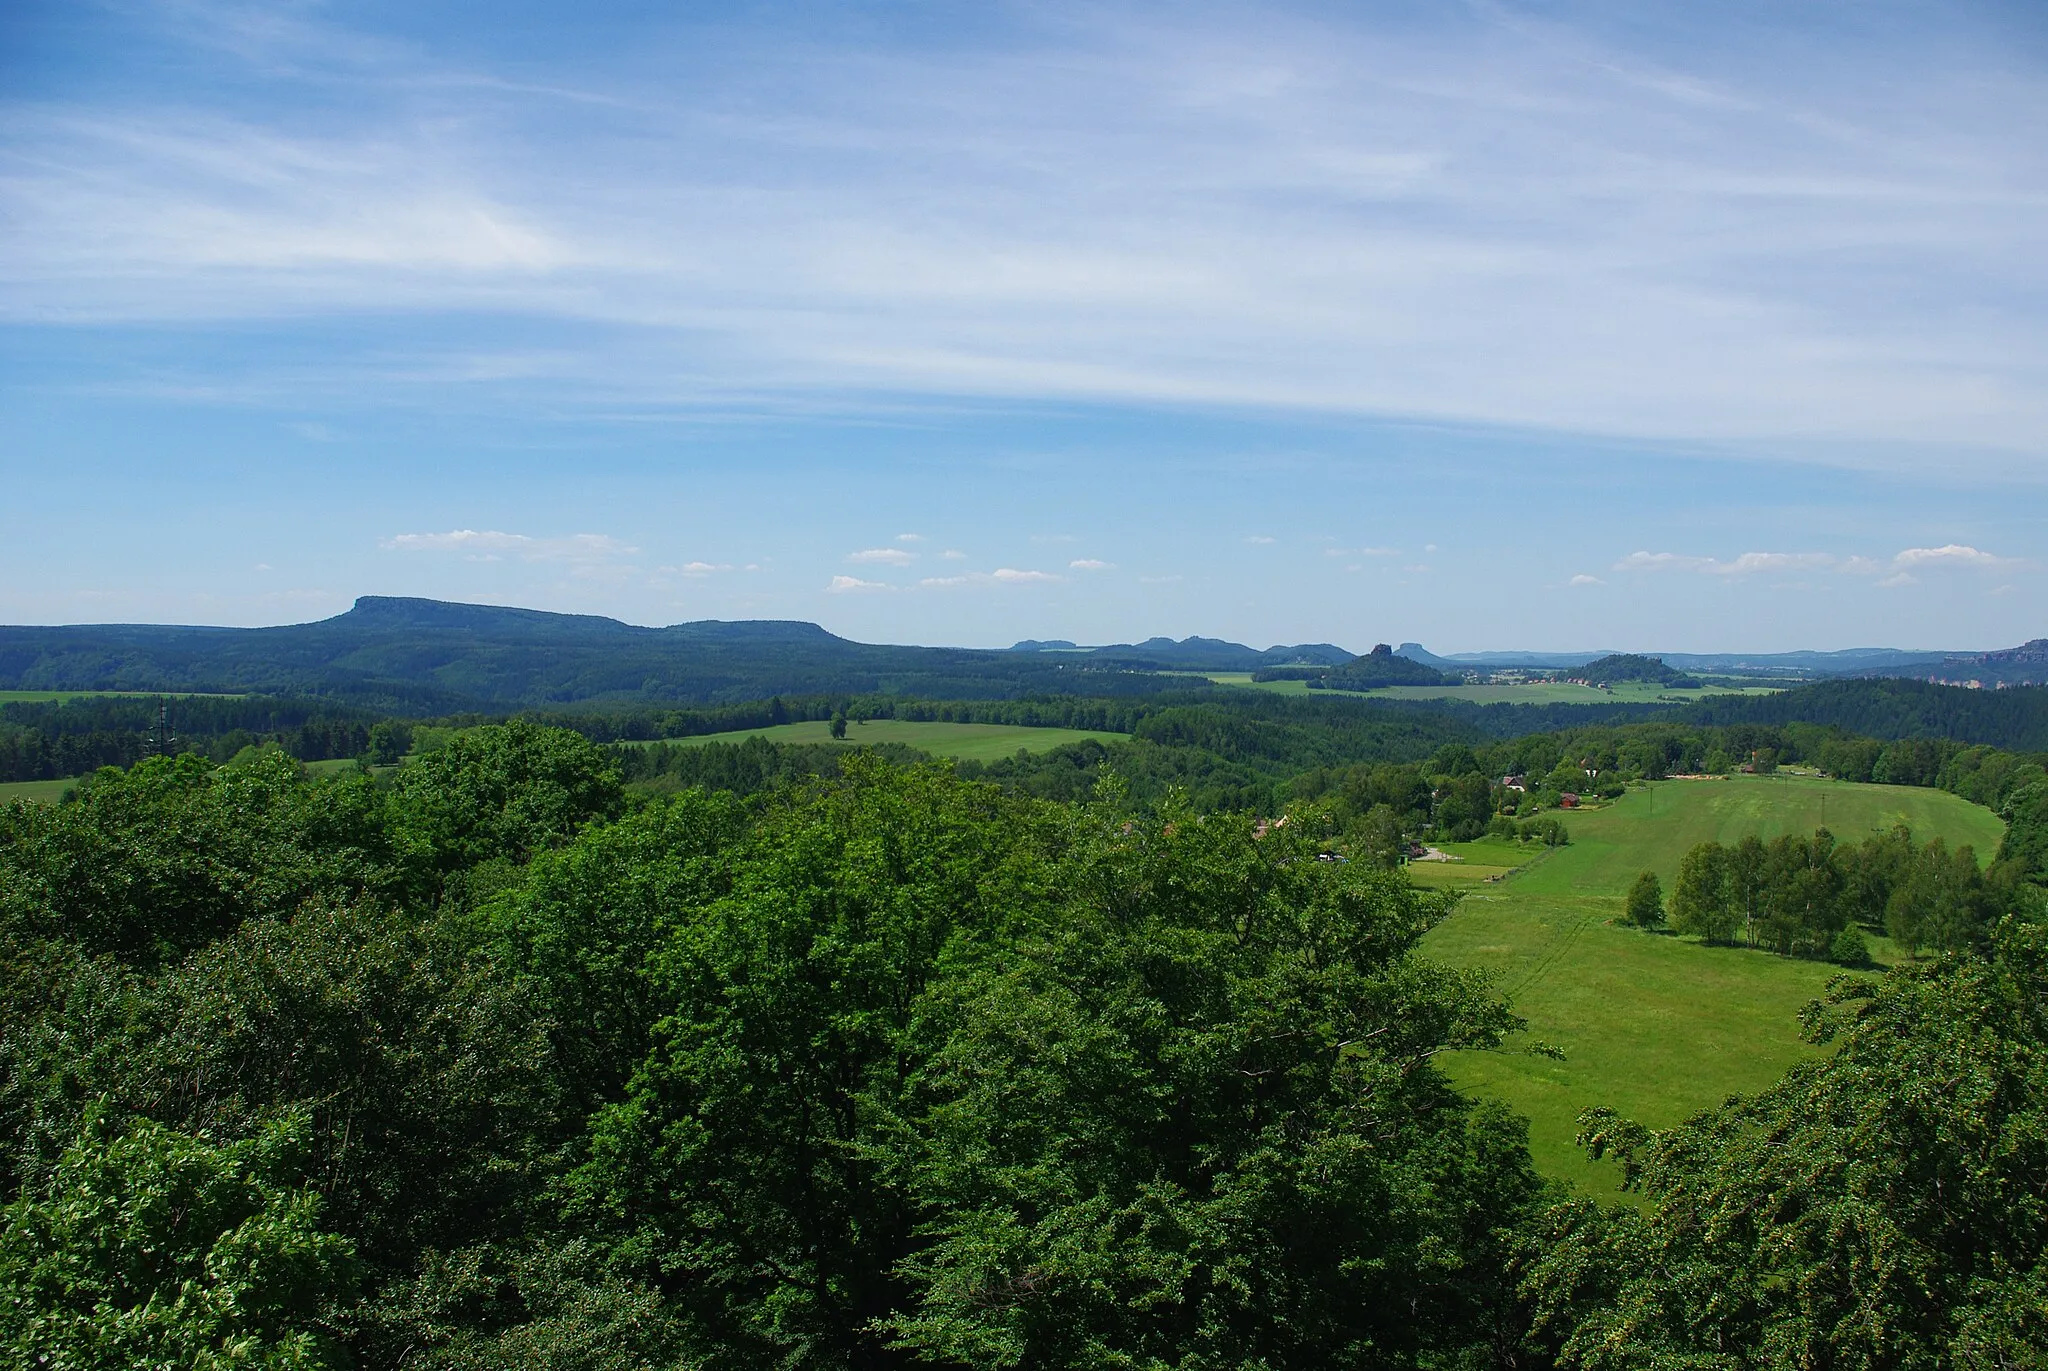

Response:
(2, 721), (2044, 1367)
(1686, 677), (2048, 751)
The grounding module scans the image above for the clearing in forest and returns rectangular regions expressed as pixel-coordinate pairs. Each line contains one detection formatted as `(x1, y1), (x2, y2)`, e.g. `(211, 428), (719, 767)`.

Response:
(631, 718), (1126, 764)
(1420, 774), (2006, 1197)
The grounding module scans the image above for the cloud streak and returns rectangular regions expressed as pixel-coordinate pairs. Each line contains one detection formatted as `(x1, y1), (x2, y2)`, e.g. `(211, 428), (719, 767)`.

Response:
(7, 4), (2048, 472)
(382, 529), (636, 563)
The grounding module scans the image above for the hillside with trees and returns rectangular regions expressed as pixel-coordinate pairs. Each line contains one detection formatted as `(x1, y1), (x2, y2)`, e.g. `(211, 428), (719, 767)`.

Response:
(1574, 653), (1701, 687)
(1309, 643), (1455, 691)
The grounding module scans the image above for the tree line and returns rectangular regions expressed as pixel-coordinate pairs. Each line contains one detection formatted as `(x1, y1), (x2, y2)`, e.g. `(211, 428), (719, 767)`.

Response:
(0, 695), (379, 782)
(1659, 825), (2011, 963)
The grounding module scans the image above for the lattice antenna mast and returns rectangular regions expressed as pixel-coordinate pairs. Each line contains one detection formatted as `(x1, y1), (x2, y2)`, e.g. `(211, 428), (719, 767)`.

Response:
(147, 700), (177, 757)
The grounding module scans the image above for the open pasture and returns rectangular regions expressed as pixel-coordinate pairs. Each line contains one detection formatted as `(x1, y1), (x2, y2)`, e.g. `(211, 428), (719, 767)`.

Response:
(1198, 677), (1786, 705)
(0, 778), (78, 805)
(1366, 681), (1785, 705)
(630, 719), (1126, 763)
(0, 690), (243, 704)
(1420, 774), (2004, 1197)
(1197, 672), (1312, 694)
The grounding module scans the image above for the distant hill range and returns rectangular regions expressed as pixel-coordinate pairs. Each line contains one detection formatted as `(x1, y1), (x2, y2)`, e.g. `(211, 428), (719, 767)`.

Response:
(1311, 644), (1454, 691)
(0, 597), (1206, 710)
(1, 597), (2035, 714)
(1848, 639), (2048, 688)
(1395, 642), (1983, 677)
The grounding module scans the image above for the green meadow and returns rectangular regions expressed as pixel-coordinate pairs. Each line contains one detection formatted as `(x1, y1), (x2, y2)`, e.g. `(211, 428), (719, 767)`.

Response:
(1197, 672), (1311, 693)
(0, 690), (243, 704)
(1369, 681), (1785, 705)
(629, 718), (1126, 763)
(0, 778), (79, 805)
(1197, 675), (1786, 704)
(1418, 774), (2005, 1197)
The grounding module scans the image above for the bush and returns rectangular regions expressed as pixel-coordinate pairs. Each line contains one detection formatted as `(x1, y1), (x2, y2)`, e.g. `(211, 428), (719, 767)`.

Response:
(1829, 924), (1870, 966)
(1626, 871), (1664, 928)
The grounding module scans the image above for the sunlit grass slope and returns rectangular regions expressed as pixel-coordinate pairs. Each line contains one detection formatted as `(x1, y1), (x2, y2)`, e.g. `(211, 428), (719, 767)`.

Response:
(1421, 775), (2005, 1197)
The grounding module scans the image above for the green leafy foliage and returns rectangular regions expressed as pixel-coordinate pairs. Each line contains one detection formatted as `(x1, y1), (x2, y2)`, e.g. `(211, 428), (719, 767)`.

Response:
(0, 750), (420, 964)
(1623, 871), (1663, 928)
(393, 720), (623, 901)
(570, 763), (1539, 1367)
(1523, 920), (2048, 1369)
(1, 708), (2040, 1368)
(0, 1109), (358, 1369)
(1667, 825), (2006, 960)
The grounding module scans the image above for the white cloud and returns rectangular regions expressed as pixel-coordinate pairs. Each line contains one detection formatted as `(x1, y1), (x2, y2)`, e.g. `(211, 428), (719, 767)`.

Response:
(1247, 536), (1276, 545)
(1614, 551), (1709, 573)
(940, 549), (967, 560)
(14, 5), (2048, 477)
(1069, 558), (1115, 571)
(912, 567), (1060, 589)
(1705, 552), (1834, 576)
(895, 532), (923, 542)
(676, 560), (732, 574)
(1877, 572), (1917, 588)
(1614, 549), (1833, 576)
(847, 547), (915, 566)
(1569, 574), (1603, 586)
(1424, 544), (1439, 553)
(1892, 544), (2012, 569)
(827, 574), (888, 593)
(383, 529), (637, 563)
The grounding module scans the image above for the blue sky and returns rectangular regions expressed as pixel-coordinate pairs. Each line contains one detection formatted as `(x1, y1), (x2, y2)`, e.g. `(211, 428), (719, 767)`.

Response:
(3, 0), (2044, 651)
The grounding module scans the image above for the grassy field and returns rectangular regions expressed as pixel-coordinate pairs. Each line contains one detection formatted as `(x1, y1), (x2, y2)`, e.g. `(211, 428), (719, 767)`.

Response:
(1419, 774), (2005, 1197)
(1197, 676), (1784, 704)
(630, 719), (1127, 764)
(0, 690), (244, 704)
(1198, 672), (1312, 694)
(1366, 681), (1784, 705)
(0, 777), (80, 805)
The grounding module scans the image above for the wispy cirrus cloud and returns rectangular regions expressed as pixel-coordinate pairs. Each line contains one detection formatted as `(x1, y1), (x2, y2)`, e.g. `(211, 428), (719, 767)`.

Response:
(1614, 550), (1834, 576)
(10, 3), (2048, 475)
(382, 529), (637, 563)
(1068, 558), (1115, 571)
